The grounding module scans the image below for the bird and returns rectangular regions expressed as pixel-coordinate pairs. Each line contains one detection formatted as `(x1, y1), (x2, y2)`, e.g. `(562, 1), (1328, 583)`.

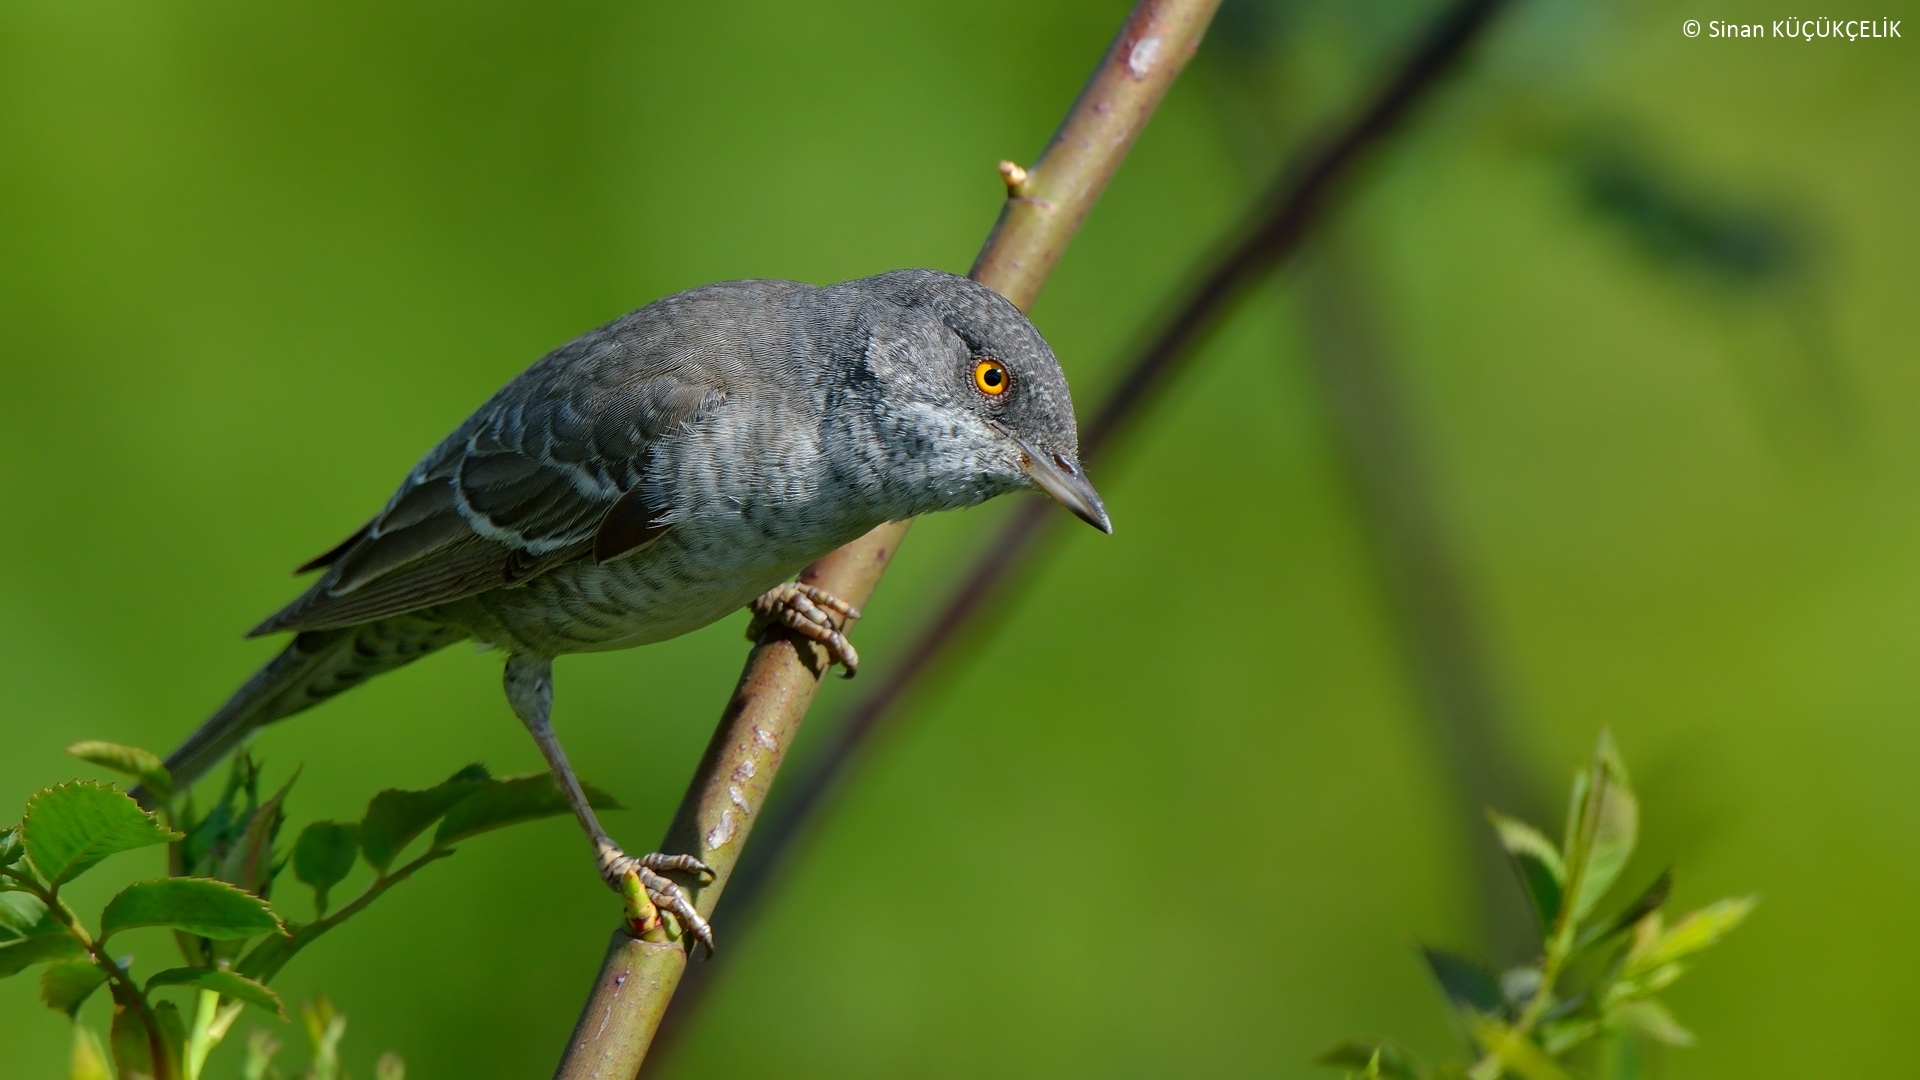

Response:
(156, 268), (1110, 951)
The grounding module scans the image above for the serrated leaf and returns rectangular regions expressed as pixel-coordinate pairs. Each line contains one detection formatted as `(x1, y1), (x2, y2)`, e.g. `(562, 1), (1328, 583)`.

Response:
(67, 742), (173, 803)
(359, 766), (493, 871)
(146, 966), (285, 1019)
(433, 774), (621, 848)
(1421, 947), (1503, 1015)
(1623, 896), (1756, 977)
(1316, 1040), (1424, 1078)
(1562, 731), (1638, 924)
(293, 821), (359, 913)
(0, 824), (22, 867)
(101, 878), (284, 942)
(24, 783), (180, 886)
(1489, 812), (1564, 935)
(41, 959), (109, 1016)
(1607, 998), (1695, 1046)
(71, 1024), (113, 1080)
(0, 932), (87, 977)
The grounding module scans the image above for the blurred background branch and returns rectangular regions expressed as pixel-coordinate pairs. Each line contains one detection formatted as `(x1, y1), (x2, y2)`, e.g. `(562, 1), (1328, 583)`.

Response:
(1296, 237), (1544, 962)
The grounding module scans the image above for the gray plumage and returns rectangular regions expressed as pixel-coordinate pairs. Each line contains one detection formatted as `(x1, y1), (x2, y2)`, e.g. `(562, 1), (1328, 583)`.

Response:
(164, 269), (1106, 793)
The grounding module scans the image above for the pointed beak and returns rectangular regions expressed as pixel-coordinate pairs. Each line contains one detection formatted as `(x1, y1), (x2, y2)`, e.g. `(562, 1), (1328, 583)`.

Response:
(1015, 439), (1112, 534)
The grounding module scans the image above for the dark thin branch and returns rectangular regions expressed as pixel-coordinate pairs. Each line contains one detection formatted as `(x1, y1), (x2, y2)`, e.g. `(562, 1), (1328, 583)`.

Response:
(1297, 240), (1546, 963)
(644, 0), (1517, 1064)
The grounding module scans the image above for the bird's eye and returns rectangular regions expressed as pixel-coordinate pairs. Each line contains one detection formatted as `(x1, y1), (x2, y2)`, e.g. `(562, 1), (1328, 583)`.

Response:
(973, 358), (1010, 397)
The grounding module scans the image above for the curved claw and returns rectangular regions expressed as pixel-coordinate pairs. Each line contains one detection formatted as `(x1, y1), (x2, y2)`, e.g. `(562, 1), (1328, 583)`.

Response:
(647, 879), (715, 957)
(749, 582), (863, 677)
(641, 852), (715, 881)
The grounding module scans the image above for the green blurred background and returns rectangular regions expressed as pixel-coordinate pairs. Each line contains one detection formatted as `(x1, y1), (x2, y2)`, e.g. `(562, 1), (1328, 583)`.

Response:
(3, 0), (1915, 1075)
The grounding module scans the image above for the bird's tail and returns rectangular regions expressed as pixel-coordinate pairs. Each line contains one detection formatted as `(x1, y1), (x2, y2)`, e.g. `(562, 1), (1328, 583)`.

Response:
(157, 615), (469, 799)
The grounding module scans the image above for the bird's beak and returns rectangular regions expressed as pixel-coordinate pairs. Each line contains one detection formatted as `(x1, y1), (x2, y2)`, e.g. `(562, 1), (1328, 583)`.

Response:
(1015, 438), (1112, 534)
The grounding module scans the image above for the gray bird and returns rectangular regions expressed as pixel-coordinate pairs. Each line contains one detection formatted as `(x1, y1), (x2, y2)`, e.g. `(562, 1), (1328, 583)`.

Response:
(159, 269), (1109, 949)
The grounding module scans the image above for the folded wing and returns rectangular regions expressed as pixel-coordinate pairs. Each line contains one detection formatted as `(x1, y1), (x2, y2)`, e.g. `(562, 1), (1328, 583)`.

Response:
(252, 325), (733, 636)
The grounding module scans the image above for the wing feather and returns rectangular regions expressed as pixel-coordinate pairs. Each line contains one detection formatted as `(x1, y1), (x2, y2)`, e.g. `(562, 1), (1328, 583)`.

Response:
(249, 287), (773, 636)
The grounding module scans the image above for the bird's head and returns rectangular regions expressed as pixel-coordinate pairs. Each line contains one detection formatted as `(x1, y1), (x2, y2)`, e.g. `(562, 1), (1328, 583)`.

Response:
(833, 269), (1111, 534)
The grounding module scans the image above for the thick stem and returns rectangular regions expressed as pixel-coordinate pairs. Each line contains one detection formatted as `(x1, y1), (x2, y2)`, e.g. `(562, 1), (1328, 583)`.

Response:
(186, 988), (220, 1080)
(551, 2), (1223, 1077)
(17, 875), (173, 1080)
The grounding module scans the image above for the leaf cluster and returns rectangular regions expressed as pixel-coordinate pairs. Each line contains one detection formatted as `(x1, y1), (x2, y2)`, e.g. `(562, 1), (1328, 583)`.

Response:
(4, 740), (618, 1080)
(1318, 732), (1756, 1080)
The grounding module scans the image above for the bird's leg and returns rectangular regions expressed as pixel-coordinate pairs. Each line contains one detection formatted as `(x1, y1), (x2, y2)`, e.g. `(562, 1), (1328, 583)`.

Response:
(502, 655), (715, 953)
(747, 582), (863, 677)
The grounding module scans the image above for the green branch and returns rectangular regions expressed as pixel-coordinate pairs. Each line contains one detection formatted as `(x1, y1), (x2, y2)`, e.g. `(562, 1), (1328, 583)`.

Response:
(549, 1), (1226, 1076)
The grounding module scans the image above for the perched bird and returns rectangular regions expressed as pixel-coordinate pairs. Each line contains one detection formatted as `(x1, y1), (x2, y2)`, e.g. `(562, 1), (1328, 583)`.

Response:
(158, 269), (1109, 949)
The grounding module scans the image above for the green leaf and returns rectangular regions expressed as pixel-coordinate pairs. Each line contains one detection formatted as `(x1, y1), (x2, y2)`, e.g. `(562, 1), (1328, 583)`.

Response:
(219, 773), (295, 897)
(1606, 998), (1695, 1046)
(358, 766), (493, 871)
(1623, 896), (1757, 977)
(0, 824), (22, 867)
(0, 932), (87, 978)
(67, 742), (173, 803)
(1, 891), (57, 942)
(1489, 812), (1564, 935)
(1562, 731), (1639, 924)
(293, 821), (359, 913)
(41, 960), (109, 1016)
(1316, 1040), (1424, 1078)
(156, 1000), (188, 1069)
(1466, 1016), (1576, 1080)
(1578, 868), (1673, 951)
(433, 774), (621, 848)
(146, 966), (286, 1019)
(1421, 947), (1503, 1015)
(110, 996), (154, 1080)
(24, 782), (180, 887)
(101, 878), (284, 942)
(71, 1025), (113, 1080)
(111, 992), (187, 1080)
(1539, 1017), (1601, 1056)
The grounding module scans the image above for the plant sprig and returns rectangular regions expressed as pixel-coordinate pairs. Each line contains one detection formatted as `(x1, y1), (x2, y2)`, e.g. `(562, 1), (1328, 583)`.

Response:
(1318, 732), (1755, 1080)
(2, 741), (618, 1080)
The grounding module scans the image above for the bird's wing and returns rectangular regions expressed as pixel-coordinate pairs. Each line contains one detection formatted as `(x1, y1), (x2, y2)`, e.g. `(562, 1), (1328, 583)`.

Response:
(251, 323), (734, 636)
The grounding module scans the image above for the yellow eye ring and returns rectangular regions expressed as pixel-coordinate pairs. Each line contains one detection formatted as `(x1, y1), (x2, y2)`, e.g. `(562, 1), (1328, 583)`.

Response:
(974, 358), (1010, 397)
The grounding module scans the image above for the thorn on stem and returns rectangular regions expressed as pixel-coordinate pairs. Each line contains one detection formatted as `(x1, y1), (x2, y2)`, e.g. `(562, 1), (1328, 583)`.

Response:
(998, 159), (1031, 196)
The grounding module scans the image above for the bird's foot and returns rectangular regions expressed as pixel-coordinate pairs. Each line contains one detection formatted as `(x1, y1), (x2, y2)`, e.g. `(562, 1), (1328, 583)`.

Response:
(748, 582), (863, 678)
(597, 841), (716, 955)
